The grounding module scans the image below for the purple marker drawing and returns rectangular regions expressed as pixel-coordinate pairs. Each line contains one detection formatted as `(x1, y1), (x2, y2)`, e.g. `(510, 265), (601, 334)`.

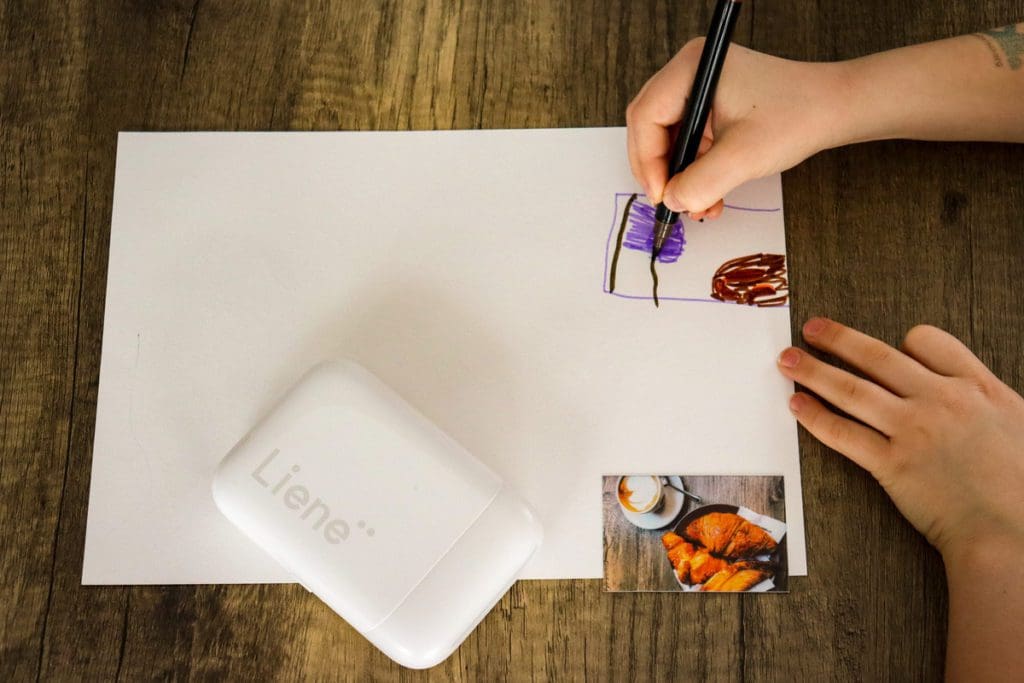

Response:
(722, 203), (781, 213)
(623, 199), (686, 264)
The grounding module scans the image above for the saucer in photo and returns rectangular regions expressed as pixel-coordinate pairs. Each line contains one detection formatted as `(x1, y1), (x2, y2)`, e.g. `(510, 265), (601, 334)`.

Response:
(620, 476), (687, 530)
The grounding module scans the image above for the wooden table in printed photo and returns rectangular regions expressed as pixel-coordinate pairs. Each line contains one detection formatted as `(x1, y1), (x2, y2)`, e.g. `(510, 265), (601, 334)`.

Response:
(3, 1), (1023, 680)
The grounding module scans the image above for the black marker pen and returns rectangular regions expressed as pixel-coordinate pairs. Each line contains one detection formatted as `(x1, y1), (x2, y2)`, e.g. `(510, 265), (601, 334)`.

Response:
(651, 0), (743, 259)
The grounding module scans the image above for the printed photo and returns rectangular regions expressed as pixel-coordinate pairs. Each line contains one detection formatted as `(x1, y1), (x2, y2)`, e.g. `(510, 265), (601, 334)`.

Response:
(603, 474), (787, 593)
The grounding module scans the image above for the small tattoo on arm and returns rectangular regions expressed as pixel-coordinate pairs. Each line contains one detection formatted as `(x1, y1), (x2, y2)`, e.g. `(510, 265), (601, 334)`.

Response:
(973, 24), (1024, 70)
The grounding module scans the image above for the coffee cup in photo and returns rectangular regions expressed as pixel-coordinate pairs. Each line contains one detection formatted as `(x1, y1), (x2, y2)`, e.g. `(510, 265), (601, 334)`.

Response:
(616, 475), (664, 515)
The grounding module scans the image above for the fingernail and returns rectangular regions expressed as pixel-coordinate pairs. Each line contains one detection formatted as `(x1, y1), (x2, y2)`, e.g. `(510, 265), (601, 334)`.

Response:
(789, 394), (805, 414)
(804, 318), (828, 337)
(778, 348), (801, 368)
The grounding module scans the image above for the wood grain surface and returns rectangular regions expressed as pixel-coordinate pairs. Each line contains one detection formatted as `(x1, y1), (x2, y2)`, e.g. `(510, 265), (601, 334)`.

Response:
(603, 476), (786, 592)
(3, 1), (1023, 680)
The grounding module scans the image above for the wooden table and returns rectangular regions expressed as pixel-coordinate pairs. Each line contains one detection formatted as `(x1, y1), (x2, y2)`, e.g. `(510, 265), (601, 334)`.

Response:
(3, 2), (1022, 680)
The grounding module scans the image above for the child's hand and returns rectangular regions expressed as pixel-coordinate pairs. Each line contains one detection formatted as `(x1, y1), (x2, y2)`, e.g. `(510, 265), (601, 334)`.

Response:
(626, 41), (852, 219)
(777, 318), (1024, 565)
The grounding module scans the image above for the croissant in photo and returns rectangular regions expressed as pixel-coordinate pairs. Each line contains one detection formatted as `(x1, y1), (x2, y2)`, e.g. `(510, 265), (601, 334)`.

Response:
(662, 532), (733, 584)
(700, 563), (772, 592)
(662, 512), (779, 592)
(684, 512), (777, 558)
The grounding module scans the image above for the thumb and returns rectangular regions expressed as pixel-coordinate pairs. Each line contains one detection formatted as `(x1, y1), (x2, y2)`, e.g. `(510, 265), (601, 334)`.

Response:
(661, 129), (757, 214)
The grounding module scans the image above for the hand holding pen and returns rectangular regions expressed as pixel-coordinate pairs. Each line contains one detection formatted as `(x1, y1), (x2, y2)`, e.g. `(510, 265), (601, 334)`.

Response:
(641, 0), (742, 259)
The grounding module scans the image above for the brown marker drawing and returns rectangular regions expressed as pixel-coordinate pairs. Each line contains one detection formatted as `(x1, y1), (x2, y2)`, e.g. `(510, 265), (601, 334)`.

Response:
(710, 254), (789, 307)
(649, 256), (659, 307)
(607, 193), (637, 294)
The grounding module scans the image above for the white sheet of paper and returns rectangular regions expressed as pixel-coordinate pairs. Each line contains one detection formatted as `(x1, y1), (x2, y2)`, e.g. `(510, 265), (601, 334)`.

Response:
(84, 128), (806, 584)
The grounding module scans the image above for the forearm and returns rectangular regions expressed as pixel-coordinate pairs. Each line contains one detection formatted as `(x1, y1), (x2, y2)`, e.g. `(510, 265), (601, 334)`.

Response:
(834, 24), (1024, 146)
(944, 537), (1024, 682)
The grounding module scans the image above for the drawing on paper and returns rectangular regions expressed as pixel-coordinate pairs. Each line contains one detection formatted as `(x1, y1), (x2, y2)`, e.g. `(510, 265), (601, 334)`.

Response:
(603, 193), (788, 307)
(710, 254), (789, 307)
(606, 193), (684, 298)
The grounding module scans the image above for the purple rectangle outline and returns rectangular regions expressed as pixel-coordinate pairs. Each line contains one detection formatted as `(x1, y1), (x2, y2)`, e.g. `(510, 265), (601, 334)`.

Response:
(602, 194), (789, 307)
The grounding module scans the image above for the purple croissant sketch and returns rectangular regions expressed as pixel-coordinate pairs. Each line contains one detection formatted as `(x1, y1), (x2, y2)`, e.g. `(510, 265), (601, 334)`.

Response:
(623, 199), (686, 264)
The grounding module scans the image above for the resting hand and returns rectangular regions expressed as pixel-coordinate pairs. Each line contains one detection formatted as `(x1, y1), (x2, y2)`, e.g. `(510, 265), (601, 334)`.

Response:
(776, 318), (1024, 563)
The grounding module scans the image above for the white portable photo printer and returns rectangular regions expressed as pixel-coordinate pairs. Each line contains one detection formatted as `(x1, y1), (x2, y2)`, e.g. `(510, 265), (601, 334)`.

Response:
(212, 360), (543, 669)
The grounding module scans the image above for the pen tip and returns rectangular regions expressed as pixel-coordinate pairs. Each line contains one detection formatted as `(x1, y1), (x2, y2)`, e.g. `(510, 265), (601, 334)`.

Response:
(651, 218), (672, 260)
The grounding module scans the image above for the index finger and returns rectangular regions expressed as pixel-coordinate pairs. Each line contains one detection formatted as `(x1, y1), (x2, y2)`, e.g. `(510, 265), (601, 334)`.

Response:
(626, 52), (699, 202)
(626, 119), (670, 203)
(801, 317), (933, 397)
